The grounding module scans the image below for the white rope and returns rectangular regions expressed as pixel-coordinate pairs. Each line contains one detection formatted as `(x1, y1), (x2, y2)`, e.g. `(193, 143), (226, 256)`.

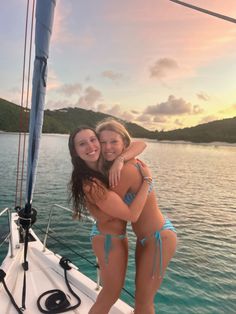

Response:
(168, 0), (236, 24)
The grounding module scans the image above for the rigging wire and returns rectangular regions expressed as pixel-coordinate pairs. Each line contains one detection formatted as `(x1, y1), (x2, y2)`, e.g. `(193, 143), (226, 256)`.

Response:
(167, 0), (236, 24)
(15, 0), (35, 209)
(15, 0), (30, 209)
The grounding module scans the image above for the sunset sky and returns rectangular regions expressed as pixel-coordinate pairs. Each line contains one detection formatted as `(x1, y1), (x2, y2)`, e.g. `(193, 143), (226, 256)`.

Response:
(1, 0), (236, 130)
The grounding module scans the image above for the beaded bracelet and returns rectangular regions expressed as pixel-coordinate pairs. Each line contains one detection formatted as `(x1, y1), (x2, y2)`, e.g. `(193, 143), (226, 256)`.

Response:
(143, 176), (153, 185)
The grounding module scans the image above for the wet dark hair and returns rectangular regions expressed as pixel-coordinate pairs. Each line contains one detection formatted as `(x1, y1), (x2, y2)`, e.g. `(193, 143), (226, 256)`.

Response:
(68, 126), (108, 219)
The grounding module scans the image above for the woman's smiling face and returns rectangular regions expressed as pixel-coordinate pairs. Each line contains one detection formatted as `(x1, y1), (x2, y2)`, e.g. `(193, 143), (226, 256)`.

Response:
(74, 129), (101, 166)
(99, 130), (125, 161)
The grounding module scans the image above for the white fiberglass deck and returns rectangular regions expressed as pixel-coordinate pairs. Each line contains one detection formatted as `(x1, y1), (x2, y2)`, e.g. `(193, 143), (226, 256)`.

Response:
(0, 213), (133, 314)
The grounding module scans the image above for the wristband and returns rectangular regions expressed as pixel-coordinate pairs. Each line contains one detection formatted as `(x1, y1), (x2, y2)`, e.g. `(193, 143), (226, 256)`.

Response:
(117, 155), (125, 163)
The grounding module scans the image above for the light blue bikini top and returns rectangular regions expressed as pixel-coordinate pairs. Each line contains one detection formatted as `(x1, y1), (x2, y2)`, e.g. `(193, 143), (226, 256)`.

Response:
(123, 163), (153, 205)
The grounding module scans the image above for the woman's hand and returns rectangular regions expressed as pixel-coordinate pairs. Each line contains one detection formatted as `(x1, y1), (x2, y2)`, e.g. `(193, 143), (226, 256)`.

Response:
(136, 159), (152, 180)
(108, 156), (124, 187)
(83, 178), (108, 203)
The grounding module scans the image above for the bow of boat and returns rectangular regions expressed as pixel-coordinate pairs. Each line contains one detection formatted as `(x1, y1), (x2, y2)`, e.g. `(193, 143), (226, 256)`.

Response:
(0, 212), (133, 314)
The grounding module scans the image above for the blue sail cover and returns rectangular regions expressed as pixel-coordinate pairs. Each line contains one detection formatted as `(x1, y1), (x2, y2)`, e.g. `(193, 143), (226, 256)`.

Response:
(25, 0), (57, 208)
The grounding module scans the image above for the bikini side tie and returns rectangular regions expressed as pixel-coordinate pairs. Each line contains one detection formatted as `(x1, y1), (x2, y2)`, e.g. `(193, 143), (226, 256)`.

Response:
(104, 234), (112, 264)
(153, 231), (163, 279)
(140, 231), (163, 279)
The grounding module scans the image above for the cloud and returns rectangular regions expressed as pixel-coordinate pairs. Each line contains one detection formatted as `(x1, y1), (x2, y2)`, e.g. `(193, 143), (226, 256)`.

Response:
(77, 86), (102, 110)
(196, 92), (210, 101)
(46, 100), (71, 110)
(45, 85), (101, 110)
(131, 110), (140, 114)
(47, 69), (62, 91)
(149, 58), (179, 79)
(96, 103), (135, 122)
(199, 115), (218, 124)
(153, 116), (167, 123)
(121, 111), (134, 121)
(136, 114), (152, 122)
(97, 103), (107, 112)
(219, 103), (236, 115)
(174, 119), (184, 127)
(143, 95), (205, 119)
(102, 70), (123, 81)
(232, 104), (236, 110)
(57, 83), (82, 96)
(193, 105), (204, 114)
(106, 104), (122, 116)
(145, 95), (192, 115)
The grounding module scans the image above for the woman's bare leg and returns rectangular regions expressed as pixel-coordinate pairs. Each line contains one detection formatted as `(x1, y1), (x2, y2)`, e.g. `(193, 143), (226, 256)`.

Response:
(134, 230), (177, 314)
(89, 236), (128, 314)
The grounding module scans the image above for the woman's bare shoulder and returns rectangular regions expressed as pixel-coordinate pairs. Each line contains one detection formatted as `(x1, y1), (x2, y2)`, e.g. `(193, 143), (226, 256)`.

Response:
(122, 159), (139, 174)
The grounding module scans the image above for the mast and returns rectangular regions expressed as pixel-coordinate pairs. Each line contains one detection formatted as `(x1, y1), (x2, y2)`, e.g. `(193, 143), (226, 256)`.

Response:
(19, 0), (57, 310)
(25, 0), (57, 213)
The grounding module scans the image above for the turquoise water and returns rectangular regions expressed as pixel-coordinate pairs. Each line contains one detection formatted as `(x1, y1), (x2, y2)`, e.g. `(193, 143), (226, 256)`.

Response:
(0, 133), (236, 313)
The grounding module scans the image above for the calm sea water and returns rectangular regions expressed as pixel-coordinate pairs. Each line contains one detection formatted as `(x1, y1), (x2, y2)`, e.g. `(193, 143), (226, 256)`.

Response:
(0, 133), (236, 314)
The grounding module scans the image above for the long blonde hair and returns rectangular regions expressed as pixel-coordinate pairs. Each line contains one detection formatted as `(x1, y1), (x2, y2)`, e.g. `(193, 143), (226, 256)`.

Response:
(96, 118), (131, 148)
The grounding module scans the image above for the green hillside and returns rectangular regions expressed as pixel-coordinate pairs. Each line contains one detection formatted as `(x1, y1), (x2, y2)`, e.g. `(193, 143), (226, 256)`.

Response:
(1, 98), (236, 143)
(0, 98), (153, 138)
(0, 98), (29, 132)
(156, 117), (236, 143)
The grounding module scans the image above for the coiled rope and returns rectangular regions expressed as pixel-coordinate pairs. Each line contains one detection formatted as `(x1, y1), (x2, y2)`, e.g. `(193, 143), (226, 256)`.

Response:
(37, 257), (81, 313)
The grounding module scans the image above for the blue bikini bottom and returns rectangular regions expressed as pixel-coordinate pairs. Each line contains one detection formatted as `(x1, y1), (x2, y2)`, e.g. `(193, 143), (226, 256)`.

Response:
(90, 222), (127, 263)
(90, 218), (176, 275)
(139, 218), (176, 278)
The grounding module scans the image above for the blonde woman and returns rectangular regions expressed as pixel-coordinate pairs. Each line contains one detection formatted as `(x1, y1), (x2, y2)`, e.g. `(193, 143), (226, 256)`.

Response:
(96, 119), (177, 314)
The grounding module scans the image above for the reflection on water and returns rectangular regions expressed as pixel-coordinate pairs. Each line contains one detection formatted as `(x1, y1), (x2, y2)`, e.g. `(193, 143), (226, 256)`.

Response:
(0, 134), (236, 314)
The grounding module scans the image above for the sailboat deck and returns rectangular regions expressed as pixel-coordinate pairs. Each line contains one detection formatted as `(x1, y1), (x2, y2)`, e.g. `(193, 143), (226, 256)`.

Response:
(0, 214), (133, 314)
